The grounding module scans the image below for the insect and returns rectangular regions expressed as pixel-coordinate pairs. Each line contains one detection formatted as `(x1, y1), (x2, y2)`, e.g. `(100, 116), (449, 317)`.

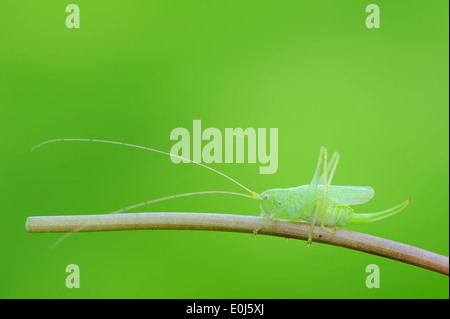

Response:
(32, 139), (410, 246)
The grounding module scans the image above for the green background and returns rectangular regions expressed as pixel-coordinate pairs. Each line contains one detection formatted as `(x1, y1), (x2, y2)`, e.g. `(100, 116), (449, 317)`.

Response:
(0, 0), (448, 298)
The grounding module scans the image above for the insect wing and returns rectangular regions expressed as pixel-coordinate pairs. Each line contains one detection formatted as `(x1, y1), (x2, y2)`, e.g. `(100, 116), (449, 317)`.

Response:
(325, 186), (375, 205)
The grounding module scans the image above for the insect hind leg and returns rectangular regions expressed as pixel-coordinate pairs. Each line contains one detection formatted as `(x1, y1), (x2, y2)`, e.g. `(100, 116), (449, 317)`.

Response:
(327, 152), (340, 185)
(303, 147), (325, 204)
(319, 151), (340, 186)
(319, 148), (328, 231)
(306, 147), (338, 245)
(307, 202), (321, 246)
(317, 149), (339, 233)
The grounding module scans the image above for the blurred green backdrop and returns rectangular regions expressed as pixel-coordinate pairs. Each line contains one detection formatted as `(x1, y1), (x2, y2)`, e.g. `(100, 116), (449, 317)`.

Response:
(0, 0), (448, 298)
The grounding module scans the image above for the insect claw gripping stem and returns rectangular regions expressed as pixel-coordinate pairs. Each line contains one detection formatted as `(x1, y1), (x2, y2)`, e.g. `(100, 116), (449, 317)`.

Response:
(252, 220), (264, 235)
(320, 225), (337, 234)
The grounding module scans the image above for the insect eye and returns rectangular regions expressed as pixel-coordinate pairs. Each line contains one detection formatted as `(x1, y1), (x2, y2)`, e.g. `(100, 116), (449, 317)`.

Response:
(263, 194), (269, 200)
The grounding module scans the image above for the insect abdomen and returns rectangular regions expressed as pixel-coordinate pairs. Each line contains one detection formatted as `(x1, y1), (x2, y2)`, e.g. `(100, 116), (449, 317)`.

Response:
(305, 205), (354, 227)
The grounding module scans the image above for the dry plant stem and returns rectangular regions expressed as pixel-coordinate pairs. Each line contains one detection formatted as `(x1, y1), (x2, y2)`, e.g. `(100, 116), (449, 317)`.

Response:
(26, 212), (449, 276)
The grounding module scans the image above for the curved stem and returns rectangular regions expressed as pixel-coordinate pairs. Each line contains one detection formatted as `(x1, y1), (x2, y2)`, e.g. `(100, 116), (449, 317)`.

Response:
(26, 212), (449, 276)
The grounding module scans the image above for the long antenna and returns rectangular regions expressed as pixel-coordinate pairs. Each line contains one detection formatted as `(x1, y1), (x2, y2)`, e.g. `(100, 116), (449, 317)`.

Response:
(109, 191), (254, 214)
(48, 190), (256, 249)
(31, 138), (256, 196)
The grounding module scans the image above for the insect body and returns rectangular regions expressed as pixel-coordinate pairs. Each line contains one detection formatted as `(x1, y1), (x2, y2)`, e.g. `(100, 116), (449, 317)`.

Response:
(32, 139), (410, 246)
(253, 147), (410, 245)
(259, 185), (374, 226)
(259, 185), (407, 226)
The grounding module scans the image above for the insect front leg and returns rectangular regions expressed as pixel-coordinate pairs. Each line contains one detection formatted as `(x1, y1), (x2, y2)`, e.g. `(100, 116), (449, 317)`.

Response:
(253, 211), (279, 235)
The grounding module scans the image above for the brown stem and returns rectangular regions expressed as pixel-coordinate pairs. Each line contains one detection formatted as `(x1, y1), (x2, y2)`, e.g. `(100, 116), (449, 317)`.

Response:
(26, 212), (449, 276)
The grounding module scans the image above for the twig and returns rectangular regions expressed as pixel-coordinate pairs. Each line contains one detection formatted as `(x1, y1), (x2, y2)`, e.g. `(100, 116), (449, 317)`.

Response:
(26, 212), (449, 276)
